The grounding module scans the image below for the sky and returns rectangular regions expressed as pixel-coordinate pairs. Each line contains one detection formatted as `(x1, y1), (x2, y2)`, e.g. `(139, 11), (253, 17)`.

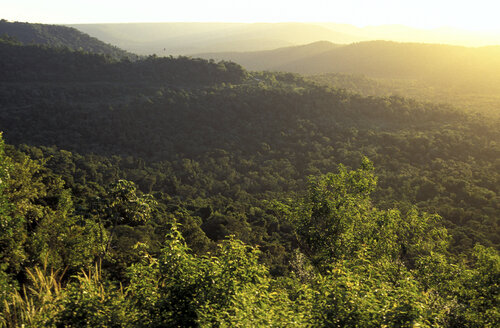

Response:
(3, 0), (500, 32)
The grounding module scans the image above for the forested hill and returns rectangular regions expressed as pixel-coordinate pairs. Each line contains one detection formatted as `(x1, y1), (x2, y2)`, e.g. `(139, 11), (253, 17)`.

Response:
(197, 40), (500, 89)
(0, 34), (499, 327)
(0, 37), (246, 84)
(194, 41), (341, 71)
(197, 40), (500, 116)
(1, 37), (499, 255)
(0, 19), (137, 60)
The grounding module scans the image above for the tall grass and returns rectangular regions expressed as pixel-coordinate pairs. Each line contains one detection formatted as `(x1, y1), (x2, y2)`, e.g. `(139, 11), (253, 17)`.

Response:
(1, 266), (64, 327)
(1, 262), (128, 328)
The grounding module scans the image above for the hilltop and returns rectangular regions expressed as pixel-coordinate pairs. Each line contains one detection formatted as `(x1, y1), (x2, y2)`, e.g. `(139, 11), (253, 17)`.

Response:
(0, 19), (137, 60)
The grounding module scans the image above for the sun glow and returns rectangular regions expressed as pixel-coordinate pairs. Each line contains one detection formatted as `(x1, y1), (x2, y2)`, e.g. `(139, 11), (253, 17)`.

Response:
(3, 0), (500, 32)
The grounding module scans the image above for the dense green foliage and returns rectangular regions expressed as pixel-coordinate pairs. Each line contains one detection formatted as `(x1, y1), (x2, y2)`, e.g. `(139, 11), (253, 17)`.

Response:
(0, 37), (245, 84)
(1, 42), (497, 252)
(0, 143), (498, 327)
(0, 35), (498, 326)
(0, 19), (137, 60)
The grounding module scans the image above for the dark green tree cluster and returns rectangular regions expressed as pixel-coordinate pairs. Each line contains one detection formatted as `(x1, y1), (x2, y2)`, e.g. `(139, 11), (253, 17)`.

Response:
(0, 37), (246, 84)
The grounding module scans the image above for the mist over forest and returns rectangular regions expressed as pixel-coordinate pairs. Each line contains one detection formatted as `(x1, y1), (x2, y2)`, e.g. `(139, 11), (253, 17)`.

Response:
(0, 19), (499, 327)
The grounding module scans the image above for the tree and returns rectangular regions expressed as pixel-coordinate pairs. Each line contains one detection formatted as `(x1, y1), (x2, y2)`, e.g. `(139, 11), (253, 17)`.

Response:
(93, 179), (157, 261)
(0, 133), (25, 275)
(284, 158), (449, 269)
(127, 222), (305, 327)
(0, 132), (22, 319)
(285, 158), (378, 264)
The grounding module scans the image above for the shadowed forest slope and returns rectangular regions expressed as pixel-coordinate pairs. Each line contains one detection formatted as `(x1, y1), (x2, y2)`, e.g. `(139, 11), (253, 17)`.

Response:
(0, 19), (137, 60)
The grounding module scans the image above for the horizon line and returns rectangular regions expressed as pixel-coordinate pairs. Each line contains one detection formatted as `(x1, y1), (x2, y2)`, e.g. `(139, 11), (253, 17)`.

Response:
(3, 18), (500, 34)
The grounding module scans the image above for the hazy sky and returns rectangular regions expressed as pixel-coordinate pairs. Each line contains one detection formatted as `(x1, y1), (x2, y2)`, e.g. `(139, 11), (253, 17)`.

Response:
(3, 0), (500, 31)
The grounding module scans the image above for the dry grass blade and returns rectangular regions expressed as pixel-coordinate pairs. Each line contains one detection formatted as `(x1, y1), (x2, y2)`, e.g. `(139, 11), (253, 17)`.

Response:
(1, 266), (65, 328)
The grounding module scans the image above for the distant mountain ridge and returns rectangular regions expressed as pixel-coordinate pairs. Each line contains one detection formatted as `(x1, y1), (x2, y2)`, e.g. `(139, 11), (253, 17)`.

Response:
(196, 40), (500, 91)
(195, 41), (342, 71)
(0, 19), (137, 60)
(69, 22), (500, 56)
(195, 40), (500, 116)
(69, 22), (362, 55)
(316, 23), (500, 47)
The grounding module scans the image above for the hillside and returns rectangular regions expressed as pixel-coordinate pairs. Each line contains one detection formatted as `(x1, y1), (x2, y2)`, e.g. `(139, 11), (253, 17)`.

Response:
(0, 34), (499, 327)
(0, 19), (137, 60)
(1, 38), (498, 251)
(195, 41), (341, 71)
(197, 40), (500, 83)
(272, 41), (500, 84)
(197, 40), (500, 115)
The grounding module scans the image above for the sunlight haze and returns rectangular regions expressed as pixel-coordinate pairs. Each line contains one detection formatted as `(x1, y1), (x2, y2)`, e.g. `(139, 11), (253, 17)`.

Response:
(4, 0), (500, 32)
